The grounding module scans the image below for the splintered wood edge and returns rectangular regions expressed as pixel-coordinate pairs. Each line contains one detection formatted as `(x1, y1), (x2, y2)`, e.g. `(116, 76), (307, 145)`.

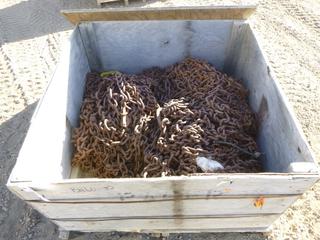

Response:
(61, 6), (257, 25)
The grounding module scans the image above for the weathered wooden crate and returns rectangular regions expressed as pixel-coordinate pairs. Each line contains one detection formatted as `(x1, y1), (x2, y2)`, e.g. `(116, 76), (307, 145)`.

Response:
(7, 6), (319, 233)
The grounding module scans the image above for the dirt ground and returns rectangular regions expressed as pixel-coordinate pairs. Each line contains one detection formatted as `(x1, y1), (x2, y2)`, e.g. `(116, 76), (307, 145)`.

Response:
(0, 0), (319, 239)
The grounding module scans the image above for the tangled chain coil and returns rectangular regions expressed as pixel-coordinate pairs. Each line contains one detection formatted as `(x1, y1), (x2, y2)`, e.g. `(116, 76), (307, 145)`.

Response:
(72, 58), (262, 178)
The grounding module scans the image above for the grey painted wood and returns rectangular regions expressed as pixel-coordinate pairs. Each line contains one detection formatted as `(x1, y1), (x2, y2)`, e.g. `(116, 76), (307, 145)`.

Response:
(28, 195), (297, 219)
(52, 214), (278, 232)
(56, 226), (270, 233)
(91, 20), (233, 73)
(7, 28), (90, 183)
(223, 23), (319, 173)
(78, 23), (102, 72)
(67, 27), (90, 128)
(8, 174), (318, 202)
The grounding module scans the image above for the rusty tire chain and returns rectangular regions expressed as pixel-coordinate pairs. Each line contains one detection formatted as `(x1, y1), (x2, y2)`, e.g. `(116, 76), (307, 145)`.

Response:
(72, 58), (262, 178)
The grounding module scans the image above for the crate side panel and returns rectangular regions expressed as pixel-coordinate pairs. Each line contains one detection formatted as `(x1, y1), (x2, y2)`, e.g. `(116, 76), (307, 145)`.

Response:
(8, 45), (71, 182)
(91, 20), (233, 73)
(67, 28), (91, 128)
(78, 23), (102, 72)
(95, 21), (186, 73)
(12, 175), (318, 201)
(189, 20), (233, 70)
(53, 214), (279, 232)
(224, 23), (318, 173)
(29, 195), (296, 219)
(8, 29), (90, 183)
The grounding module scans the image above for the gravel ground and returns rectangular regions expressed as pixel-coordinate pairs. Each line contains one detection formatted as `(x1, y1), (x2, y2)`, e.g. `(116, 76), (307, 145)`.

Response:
(0, 0), (319, 239)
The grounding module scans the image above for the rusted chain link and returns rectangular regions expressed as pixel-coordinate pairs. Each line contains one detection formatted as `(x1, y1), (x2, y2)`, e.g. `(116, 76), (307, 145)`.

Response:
(72, 58), (262, 178)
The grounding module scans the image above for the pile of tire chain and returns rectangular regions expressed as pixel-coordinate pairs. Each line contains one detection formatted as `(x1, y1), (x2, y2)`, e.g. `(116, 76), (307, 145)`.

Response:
(72, 58), (262, 178)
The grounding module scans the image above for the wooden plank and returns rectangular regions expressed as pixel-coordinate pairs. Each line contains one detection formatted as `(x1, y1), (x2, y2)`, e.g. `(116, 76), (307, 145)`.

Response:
(53, 214), (279, 232)
(78, 24), (102, 72)
(223, 23), (319, 173)
(6, 28), (90, 184)
(61, 6), (256, 25)
(91, 20), (233, 73)
(8, 174), (318, 202)
(90, 227), (271, 233)
(28, 195), (297, 220)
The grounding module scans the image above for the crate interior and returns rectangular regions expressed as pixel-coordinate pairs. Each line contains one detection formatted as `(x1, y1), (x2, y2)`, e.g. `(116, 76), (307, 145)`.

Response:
(64, 20), (316, 178)
(10, 20), (316, 182)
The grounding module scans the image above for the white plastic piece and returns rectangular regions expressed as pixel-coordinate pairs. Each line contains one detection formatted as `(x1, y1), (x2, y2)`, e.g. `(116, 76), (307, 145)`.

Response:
(196, 156), (224, 172)
(58, 228), (70, 240)
(287, 162), (319, 173)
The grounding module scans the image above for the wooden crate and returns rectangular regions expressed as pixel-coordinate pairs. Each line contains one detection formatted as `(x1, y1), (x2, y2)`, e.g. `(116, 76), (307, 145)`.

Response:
(7, 6), (319, 233)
